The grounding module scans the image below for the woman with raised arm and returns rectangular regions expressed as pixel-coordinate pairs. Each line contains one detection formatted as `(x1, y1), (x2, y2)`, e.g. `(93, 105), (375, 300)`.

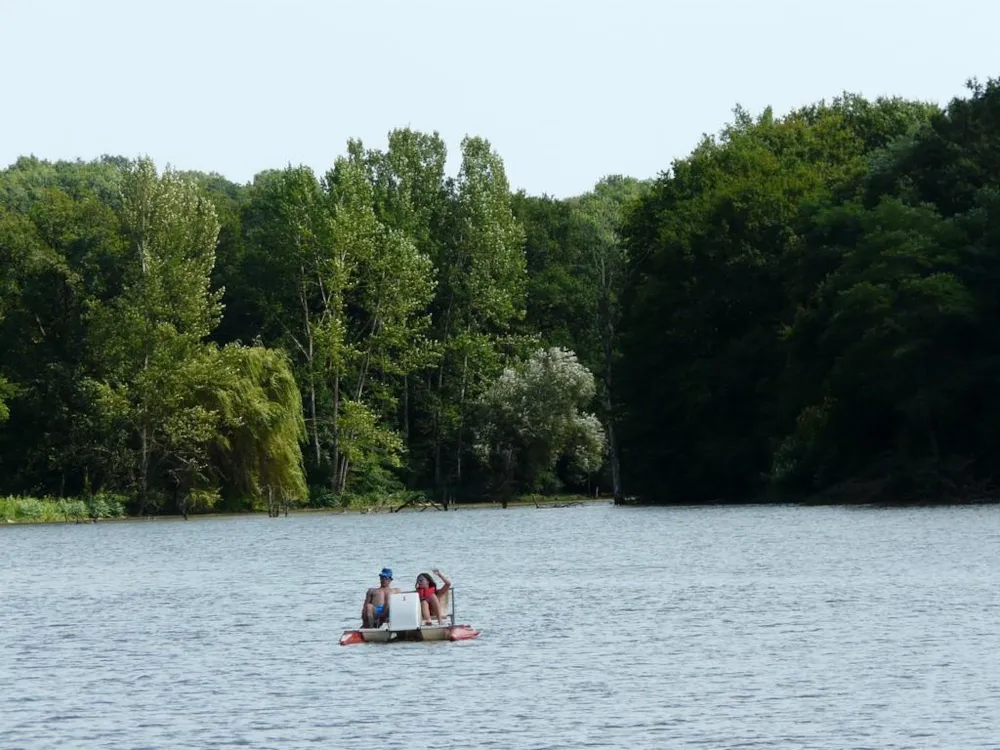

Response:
(415, 568), (451, 625)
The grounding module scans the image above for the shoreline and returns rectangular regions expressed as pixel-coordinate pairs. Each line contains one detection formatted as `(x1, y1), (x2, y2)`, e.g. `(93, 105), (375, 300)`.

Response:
(0, 494), (610, 526)
(4, 492), (998, 527)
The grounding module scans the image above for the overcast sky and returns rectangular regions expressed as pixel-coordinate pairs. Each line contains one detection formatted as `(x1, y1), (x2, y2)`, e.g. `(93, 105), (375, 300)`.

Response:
(2, 0), (998, 198)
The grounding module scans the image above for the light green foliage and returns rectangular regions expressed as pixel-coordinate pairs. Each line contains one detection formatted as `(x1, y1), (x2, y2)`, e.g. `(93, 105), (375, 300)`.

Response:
(325, 144), (438, 490)
(0, 493), (125, 523)
(89, 337), (308, 512)
(79, 159), (311, 513)
(0, 156), (123, 214)
(475, 346), (605, 493)
(369, 128), (450, 379)
(228, 132), (530, 497)
(371, 128), (449, 251)
(327, 142), (435, 491)
(84, 492), (127, 519)
(241, 165), (340, 474)
(118, 157), (222, 339)
(208, 343), (308, 508)
(336, 398), (406, 476)
(86, 158), (223, 510)
(328, 141), (437, 390)
(85, 334), (218, 506)
(424, 136), (529, 491)
(242, 137), (440, 496)
(451, 136), (527, 329)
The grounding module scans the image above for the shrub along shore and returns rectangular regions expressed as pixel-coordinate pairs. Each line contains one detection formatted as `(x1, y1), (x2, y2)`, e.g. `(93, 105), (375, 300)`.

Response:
(5, 486), (994, 525)
(0, 493), (605, 524)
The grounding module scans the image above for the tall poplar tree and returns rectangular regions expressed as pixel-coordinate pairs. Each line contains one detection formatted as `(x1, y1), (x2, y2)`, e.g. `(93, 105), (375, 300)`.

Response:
(428, 136), (527, 496)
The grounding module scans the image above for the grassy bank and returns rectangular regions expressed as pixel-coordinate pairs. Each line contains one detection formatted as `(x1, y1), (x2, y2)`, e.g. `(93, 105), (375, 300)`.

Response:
(1, 492), (605, 525)
(1, 493), (127, 524)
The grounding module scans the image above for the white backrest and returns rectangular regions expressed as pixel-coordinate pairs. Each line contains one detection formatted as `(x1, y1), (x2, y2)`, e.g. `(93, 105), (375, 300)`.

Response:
(388, 591), (421, 631)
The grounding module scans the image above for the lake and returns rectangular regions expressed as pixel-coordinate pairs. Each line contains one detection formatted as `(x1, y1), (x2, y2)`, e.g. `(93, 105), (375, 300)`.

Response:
(2, 502), (998, 748)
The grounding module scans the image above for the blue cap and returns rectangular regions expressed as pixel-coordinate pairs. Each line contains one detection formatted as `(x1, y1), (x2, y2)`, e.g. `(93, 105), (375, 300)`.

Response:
(379, 568), (393, 579)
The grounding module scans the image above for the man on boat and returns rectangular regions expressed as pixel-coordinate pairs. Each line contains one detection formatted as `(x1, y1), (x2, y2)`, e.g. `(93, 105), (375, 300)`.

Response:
(361, 568), (397, 628)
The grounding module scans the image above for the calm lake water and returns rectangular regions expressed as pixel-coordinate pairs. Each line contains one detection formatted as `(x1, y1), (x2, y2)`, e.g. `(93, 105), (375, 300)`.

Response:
(2, 502), (998, 749)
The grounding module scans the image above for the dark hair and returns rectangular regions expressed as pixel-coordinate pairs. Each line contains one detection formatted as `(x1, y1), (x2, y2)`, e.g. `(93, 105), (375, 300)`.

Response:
(416, 572), (437, 590)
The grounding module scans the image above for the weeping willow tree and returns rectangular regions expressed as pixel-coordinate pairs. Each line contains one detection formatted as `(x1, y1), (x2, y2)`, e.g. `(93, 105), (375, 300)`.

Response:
(207, 343), (308, 515)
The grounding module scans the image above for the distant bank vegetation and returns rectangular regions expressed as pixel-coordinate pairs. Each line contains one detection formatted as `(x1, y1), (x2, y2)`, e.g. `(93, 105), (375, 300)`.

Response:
(2, 76), (1000, 517)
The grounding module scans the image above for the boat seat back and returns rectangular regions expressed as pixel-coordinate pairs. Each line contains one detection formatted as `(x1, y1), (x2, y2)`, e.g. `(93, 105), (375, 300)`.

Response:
(436, 588), (452, 622)
(388, 591), (421, 631)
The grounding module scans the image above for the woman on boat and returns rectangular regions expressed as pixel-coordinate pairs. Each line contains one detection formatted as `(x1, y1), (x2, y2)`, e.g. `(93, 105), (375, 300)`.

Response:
(415, 569), (451, 625)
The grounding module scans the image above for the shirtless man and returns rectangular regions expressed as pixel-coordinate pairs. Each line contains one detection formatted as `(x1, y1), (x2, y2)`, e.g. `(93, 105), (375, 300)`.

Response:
(361, 568), (397, 628)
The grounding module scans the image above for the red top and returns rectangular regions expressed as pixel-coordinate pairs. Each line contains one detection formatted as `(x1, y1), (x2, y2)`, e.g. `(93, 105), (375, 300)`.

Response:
(418, 585), (437, 601)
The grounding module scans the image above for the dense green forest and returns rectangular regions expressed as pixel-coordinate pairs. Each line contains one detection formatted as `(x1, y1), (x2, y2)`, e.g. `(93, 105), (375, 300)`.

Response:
(2, 76), (999, 517)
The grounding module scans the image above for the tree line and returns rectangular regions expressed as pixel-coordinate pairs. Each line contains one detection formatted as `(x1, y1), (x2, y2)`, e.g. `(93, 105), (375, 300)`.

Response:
(618, 77), (1000, 504)
(0, 134), (609, 514)
(2, 75), (999, 514)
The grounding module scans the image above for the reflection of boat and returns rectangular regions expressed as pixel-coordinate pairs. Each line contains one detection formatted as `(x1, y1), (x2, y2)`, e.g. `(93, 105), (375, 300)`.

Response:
(339, 588), (480, 645)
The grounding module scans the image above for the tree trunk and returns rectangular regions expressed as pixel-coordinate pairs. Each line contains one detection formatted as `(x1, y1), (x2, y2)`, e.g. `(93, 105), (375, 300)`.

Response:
(309, 381), (320, 465)
(434, 368), (444, 496)
(139, 423), (150, 515)
(331, 375), (340, 490)
(600, 283), (623, 502)
(607, 419), (622, 503)
(307, 350), (320, 468)
(402, 375), (409, 441)
(454, 350), (469, 489)
(432, 301), (454, 499)
(299, 275), (321, 468)
(601, 363), (622, 503)
(337, 455), (350, 494)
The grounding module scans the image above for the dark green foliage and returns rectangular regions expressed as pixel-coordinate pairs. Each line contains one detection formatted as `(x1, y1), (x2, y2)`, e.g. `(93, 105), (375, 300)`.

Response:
(512, 191), (589, 354)
(0, 178), (125, 495)
(619, 81), (1000, 503)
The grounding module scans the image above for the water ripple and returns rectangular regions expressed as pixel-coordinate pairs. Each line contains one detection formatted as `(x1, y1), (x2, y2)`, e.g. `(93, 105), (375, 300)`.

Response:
(1, 503), (998, 748)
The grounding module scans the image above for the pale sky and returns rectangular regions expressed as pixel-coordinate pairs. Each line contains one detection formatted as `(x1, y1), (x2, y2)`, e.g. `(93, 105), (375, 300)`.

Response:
(2, 0), (998, 198)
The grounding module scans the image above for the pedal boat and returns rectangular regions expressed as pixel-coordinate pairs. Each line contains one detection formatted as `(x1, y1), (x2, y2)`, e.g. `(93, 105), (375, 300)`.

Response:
(339, 588), (480, 645)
